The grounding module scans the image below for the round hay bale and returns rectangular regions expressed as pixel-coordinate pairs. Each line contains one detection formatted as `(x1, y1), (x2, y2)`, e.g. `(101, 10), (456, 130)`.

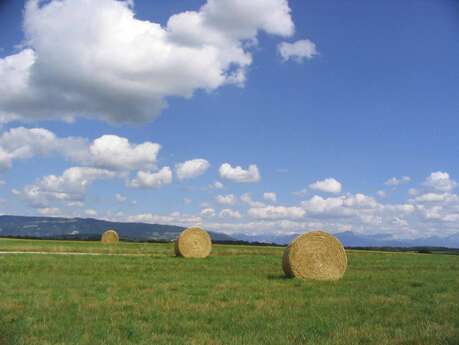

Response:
(175, 227), (212, 258)
(282, 231), (347, 281)
(101, 229), (119, 244)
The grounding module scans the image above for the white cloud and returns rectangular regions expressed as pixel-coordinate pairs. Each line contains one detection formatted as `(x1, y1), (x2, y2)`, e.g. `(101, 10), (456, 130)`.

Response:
(216, 194), (237, 205)
(309, 178), (342, 194)
(14, 167), (118, 208)
(85, 209), (97, 217)
(385, 176), (411, 186)
(126, 212), (202, 227)
(408, 188), (418, 196)
(301, 194), (380, 217)
(240, 193), (265, 207)
(292, 188), (308, 197)
(0, 127), (87, 170)
(128, 167), (173, 189)
(0, 0), (295, 124)
(263, 192), (277, 203)
(376, 190), (386, 198)
(423, 171), (457, 192)
(343, 193), (379, 209)
(37, 207), (60, 216)
(201, 219), (329, 235)
(200, 208), (216, 217)
(89, 135), (160, 171)
(89, 185), (459, 239)
(301, 195), (347, 215)
(67, 201), (84, 208)
(412, 193), (458, 204)
(278, 39), (317, 62)
(248, 205), (305, 219)
(0, 127), (160, 172)
(115, 193), (127, 203)
(176, 159), (210, 180)
(219, 208), (242, 219)
(219, 163), (260, 183)
(212, 181), (224, 189)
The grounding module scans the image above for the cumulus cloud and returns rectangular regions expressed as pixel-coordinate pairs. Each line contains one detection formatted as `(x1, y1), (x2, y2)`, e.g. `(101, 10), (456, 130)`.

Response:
(278, 39), (317, 62)
(210, 181), (224, 189)
(128, 167), (173, 189)
(200, 208), (216, 217)
(85, 209), (97, 217)
(301, 195), (350, 216)
(0, 0), (295, 124)
(240, 193), (265, 207)
(385, 176), (411, 186)
(263, 192), (277, 203)
(0, 127), (160, 172)
(292, 188), (308, 197)
(248, 205), (305, 219)
(13, 167), (118, 207)
(176, 159), (210, 180)
(412, 193), (458, 204)
(88, 183), (459, 239)
(0, 127), (86, 170)
(89, 135), (160, 171)
(104, 177), (459, 239)
(219, 208), (242, 219)
(376, 190), (386, 198)
(301, 194), (380, 217)
(215, 193), (237, 205)
(115, 193), (127, 203)
(423, 171), (457, 192)
(408, 188), (418, 196)
(309, 178), (342, 194)
(201, 219), (330, 235)
(219, 163), (260, 183)
(126, 212), (202, 227)
(37, 207), (61, 216)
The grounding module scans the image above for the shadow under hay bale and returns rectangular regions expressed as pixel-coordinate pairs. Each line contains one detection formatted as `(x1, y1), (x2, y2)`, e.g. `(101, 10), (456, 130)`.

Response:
(283, 231), (347, 281)
(175, 227), (212, 258)
(100, 229), (119, 244)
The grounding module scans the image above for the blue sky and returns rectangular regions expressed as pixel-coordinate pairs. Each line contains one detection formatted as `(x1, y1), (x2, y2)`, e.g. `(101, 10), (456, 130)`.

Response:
(0, 0), (458, 239)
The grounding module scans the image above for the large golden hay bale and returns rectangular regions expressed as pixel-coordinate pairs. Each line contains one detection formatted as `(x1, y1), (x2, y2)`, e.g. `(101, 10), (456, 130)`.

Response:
(282, 231), (347, 281)
(101, 229), (119, 244)
(175, 227), (212, 258)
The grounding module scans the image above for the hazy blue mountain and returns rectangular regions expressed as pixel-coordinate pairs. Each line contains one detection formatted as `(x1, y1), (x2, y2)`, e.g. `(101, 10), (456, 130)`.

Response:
(231, 231), (459, 248)
(0, 215), (233, 242)
(1, 215), (458, 248)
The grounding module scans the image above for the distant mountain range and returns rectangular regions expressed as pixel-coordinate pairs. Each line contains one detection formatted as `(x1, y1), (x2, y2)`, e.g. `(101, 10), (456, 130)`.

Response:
(0, 215), (458, 248)
(230, 231), (459, 249)
(0, 215), (233, 242)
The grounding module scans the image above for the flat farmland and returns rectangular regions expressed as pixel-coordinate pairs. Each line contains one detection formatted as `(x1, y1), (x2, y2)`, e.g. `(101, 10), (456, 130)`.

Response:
(0, 239), (458, 345)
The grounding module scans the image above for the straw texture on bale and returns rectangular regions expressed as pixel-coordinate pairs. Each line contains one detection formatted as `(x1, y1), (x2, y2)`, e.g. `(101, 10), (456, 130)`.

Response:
(101, 229), (119, 244)
(175, 227), (212, 258)
(282, 231), (347, 281)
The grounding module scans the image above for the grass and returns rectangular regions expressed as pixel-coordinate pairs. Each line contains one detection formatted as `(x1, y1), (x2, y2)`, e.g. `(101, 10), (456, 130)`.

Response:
(0, 238), (458, 345)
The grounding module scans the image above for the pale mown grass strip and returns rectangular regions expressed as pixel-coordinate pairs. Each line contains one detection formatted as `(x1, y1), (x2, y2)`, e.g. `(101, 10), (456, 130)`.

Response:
(0, 251), (151, 257)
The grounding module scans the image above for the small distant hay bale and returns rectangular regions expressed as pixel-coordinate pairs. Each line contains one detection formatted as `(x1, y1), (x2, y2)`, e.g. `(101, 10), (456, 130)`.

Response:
(282, 231), (347, 281)
(101, 229), (119, 244)
(175, 227), (212, 258)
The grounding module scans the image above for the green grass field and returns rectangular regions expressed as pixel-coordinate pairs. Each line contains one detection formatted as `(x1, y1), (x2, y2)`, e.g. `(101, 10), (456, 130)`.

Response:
(0, 238), (458, 345)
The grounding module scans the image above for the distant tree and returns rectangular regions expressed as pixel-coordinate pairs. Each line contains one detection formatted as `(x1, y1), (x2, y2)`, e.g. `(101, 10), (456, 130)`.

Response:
(417, 249), (432, 254)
